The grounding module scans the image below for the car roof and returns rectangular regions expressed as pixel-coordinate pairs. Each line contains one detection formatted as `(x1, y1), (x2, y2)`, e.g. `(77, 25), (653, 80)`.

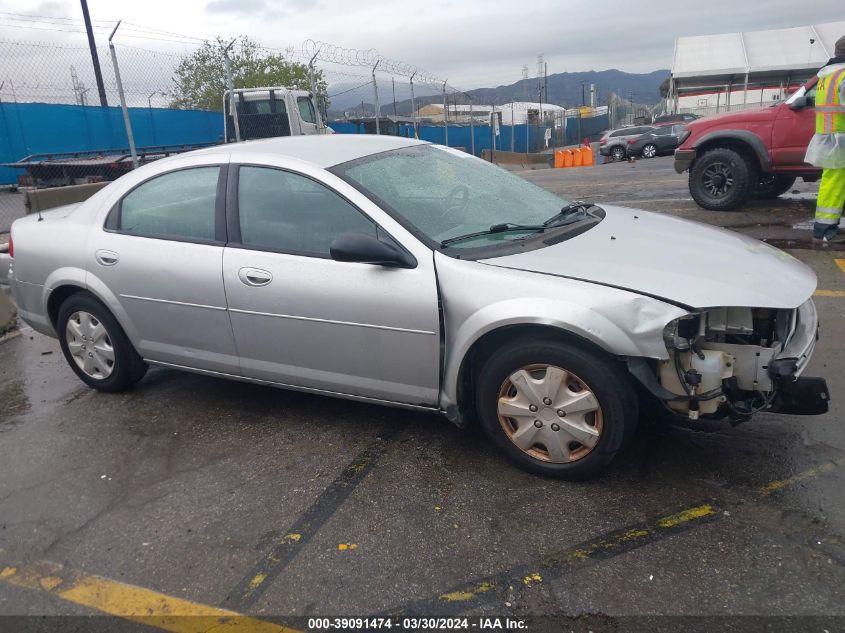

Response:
(190, 134), (429, 168)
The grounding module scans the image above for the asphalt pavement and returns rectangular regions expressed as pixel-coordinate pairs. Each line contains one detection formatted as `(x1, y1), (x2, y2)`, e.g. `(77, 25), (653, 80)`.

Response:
(1, 156), (844, 632)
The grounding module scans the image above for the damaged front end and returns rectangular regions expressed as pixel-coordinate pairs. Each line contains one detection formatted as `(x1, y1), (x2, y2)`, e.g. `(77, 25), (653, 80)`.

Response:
(631, 300), (829, 423)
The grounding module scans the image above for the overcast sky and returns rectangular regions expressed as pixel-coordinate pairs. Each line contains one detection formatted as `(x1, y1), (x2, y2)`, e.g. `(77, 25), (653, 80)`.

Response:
(1, 0), (844, 90)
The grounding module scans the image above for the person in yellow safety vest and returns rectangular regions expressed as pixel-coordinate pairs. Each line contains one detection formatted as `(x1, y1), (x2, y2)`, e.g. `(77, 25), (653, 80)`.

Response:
(807, 35), (845, 245)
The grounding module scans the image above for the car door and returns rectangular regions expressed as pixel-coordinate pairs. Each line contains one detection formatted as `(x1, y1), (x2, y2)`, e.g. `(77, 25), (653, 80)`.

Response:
(222, 163), (441, 405)
(92, 163), (240, 374)
(771, 81), (818, 166)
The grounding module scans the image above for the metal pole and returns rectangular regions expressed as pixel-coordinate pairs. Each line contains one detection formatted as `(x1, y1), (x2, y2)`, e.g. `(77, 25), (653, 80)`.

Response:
(442, 80), (449, 146)
(80, 0), (108, 107)
(526, 106), (529, 154)
(392, 77), (397, 118)
(409, 73), (418, 139)
(511, 102), (515, 151)
(308, 49), (325, 133)
(223, 38), (241, 142)
(469, 99), (475, 156)
(372, 60), (381, 135)
(108, 22), (137, 168)
(743, 72), (749, 109)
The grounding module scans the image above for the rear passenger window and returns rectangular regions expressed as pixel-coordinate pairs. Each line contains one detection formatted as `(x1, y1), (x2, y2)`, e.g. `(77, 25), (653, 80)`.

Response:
(237, 166), (376, 257)
(116, 167), (219, 241)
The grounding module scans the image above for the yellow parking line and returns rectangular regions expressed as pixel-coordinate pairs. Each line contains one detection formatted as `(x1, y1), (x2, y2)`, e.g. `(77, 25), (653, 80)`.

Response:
(759, 456), (845, 496)
(834, 259), (845, 274)
(814, 290), (845, 297)
(0, 561), (298, 633)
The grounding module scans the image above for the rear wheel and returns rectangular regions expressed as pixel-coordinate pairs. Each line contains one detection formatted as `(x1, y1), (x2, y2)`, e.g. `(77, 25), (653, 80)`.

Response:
(689, 147), (756, 211)
(752, 174), (796, 199)
(57, 292), (147, 392)
(475, 338), (637, 480)
(610, 145), (626, 162)
(642, 143), (657, 159)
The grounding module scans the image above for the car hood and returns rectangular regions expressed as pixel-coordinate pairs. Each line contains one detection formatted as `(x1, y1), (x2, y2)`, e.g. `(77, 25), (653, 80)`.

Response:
(692, 105), (778, 130)
(479, 206), (816, 309)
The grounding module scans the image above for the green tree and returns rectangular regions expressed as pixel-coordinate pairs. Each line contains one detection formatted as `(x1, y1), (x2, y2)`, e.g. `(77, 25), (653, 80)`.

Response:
(170, 36), (328, 113)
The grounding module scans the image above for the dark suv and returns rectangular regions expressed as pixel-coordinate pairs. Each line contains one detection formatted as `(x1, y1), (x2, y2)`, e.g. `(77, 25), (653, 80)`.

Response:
(673, 76), (820, 210)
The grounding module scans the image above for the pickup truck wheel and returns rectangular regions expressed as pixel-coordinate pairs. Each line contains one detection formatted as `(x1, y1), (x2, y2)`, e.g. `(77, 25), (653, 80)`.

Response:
(57, 292), (148, 392)
(475, 339), (637, 480)
(752, 174), (796, 199)
(689, 147), (756, 211)
(610, 146), (626, 162)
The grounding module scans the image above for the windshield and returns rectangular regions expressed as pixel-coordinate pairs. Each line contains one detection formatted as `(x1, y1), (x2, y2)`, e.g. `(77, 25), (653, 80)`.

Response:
(332, 145), (573, 249)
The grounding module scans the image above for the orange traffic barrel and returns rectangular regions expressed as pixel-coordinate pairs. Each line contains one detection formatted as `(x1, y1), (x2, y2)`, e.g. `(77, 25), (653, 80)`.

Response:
(580, 145), (594, 166)
(572, 148), (584, 167)
(554, 150), (565, 168)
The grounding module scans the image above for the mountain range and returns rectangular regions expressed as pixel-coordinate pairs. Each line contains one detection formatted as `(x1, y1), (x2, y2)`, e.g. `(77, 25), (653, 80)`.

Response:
(326, 68), (669, 117)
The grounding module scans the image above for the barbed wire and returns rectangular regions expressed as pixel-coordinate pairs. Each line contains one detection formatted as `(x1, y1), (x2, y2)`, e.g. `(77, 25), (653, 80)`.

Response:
(302, 39), (442, 87)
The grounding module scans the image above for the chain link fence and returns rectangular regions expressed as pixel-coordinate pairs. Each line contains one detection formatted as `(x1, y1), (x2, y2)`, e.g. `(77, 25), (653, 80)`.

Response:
(0, 28), (617, 232)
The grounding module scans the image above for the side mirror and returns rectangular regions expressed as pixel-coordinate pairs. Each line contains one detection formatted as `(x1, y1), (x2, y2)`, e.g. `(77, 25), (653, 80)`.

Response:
(330, 232), (416, 269)
(790, 96), (808, 110)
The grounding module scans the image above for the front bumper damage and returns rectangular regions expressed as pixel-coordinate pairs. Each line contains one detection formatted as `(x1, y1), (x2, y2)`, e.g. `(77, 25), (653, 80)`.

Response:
(630, 299), (829, 420)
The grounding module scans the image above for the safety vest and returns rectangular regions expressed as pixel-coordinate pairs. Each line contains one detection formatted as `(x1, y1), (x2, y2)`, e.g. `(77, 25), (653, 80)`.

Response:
(816, 65), (845, 134)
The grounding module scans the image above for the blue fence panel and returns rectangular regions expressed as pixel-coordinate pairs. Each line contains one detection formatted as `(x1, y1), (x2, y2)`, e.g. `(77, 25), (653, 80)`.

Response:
(330, 121), (554, 156)
(0, 102), (223, 185)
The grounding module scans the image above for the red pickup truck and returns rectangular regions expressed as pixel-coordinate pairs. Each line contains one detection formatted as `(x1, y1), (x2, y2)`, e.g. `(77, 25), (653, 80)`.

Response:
(674, 75), (820, 210)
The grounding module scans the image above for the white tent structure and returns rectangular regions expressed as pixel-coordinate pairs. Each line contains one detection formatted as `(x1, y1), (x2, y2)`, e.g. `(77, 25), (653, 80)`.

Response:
(668, 21), (845, 116)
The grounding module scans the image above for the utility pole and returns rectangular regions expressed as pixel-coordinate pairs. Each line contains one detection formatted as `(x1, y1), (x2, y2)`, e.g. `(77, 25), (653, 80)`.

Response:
(581, 81), (586, 106)
(80, 0), (107, 106)
(392, 77), (397, 117)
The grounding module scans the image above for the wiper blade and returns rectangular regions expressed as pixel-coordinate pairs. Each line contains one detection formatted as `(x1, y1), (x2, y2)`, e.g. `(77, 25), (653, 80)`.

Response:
(440, 222), (546, 247)
(543, 201), (591, 227)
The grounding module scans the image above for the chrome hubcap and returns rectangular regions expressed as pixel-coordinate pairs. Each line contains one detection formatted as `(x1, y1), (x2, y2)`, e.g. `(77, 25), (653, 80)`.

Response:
(65, 311), (115, 379)
(702, 163), (733, 197)
(643, 145), (656, 158)
(497, 364), (603, 463)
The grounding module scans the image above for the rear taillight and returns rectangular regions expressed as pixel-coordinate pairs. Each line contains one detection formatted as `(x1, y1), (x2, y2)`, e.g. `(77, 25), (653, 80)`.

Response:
(599, 138), (607, 145)
(7, 235), (12, 258)
(627, 138), (637, 144)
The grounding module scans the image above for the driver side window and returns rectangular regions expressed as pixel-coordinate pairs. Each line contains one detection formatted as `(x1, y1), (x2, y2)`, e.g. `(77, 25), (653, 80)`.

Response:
(236, 166), (377, 258)
(805, 85), (817, 107)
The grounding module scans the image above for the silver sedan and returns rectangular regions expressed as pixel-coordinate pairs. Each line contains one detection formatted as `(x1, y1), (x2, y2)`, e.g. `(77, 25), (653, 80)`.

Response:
(7, 136), (828, 479)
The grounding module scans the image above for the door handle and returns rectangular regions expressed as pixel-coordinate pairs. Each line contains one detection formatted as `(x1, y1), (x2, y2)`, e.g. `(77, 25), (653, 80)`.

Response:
(238, 267), (273, 287)
(95, 249), (119, 266)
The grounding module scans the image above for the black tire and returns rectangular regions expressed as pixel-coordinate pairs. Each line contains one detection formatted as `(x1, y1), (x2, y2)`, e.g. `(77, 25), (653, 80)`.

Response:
(57, 291), (147, 392)
(641, 143), (657, 159)
(689, 147), (756, 211)
(752, 174), (796, 199)
(475, 338), (638, 480)
(610, 145), (626, 162)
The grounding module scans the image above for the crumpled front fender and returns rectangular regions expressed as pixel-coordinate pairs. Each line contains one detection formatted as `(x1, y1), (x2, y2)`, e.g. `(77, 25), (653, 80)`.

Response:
(435, 253), (688, 413)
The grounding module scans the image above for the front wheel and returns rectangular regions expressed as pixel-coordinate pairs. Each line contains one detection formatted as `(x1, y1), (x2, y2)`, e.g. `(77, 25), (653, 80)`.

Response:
(689, 147), (756, 211)
(752, 174), (796, 199)
(57, 292), (148, 392)
(475, 339), (637, 480)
